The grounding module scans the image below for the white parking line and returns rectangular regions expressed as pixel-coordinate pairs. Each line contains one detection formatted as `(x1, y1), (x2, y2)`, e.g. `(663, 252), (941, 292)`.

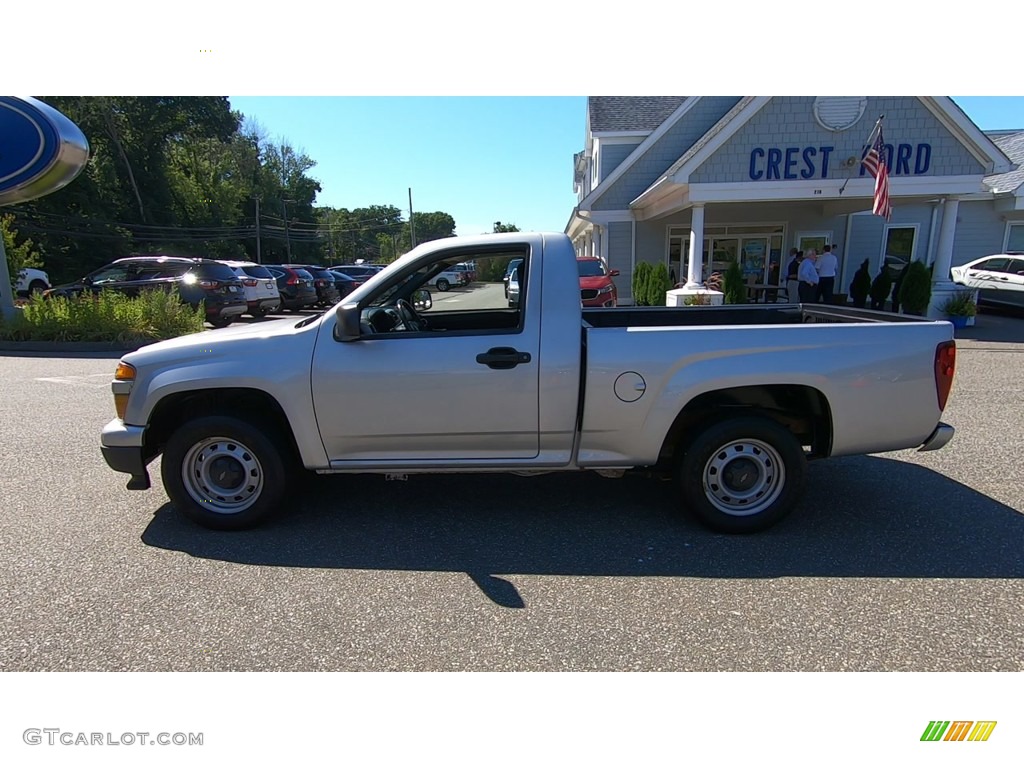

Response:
(35, 373), (111, 388)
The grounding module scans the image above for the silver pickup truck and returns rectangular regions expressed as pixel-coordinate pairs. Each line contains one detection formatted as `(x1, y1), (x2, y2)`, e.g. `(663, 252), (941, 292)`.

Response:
(100, 232), (956, 533)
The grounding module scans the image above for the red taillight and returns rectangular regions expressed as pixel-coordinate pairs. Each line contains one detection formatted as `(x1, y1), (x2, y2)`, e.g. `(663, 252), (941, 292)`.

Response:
(242, 278), (258, 287)
(286, 274), (299, 285)
(198, 280), (219, 289)
(934, 340), (956, 411)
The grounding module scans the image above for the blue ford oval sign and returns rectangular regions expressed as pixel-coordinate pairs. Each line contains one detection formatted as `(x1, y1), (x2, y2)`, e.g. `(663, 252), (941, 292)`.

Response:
(0, 96), (89, 206)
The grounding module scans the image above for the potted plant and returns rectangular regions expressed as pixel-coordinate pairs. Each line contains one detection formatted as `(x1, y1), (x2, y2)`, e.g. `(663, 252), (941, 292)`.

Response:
(898, 261), (932, 316)
(869, 269), (892, 311)
(849, 260), (871, 308)
(938, 289), (977, 329)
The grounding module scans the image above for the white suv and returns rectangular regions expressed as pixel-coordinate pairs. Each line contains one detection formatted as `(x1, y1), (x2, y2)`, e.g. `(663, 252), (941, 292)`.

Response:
(220, 261), (282, 317)
(15, 267), (50, 296)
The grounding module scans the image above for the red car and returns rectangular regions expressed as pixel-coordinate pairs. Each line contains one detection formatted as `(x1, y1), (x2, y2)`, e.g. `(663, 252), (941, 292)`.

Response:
(578, 257), (619, 307)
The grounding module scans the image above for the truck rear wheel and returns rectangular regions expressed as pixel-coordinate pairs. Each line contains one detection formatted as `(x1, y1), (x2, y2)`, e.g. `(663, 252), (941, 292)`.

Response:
(161, 415), (288, 530)
(675, 415), (806, 534)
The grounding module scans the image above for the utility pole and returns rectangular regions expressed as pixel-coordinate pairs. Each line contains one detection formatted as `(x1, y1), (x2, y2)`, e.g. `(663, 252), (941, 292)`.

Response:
(253, 196), (262, 263)
(408, 187), (416, 249)
(282, 198), (293, 261)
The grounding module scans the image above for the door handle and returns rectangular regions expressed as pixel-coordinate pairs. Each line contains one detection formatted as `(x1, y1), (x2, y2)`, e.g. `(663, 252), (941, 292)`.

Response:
(476, 346), (531, 369)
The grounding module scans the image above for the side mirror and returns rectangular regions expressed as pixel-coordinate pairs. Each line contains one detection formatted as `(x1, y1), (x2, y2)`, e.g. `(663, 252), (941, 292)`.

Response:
(609, 269), (620, 277)
(335, 303), (362, 342)
(412, 289), (432, 311)
(81, 275), (93, 285)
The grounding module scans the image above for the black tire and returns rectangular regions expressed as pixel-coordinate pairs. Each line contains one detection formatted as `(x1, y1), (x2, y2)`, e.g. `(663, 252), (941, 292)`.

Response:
(249, 307), (268, 318)
(209, 317), (233, 328)
(675, 415), (806, 534)
(436, 278), (450, 292)
(161, 415), (290, 530)
(28, 280), (48, 295)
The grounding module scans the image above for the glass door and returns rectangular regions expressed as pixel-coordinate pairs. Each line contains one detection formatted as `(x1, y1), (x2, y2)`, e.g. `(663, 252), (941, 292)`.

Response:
(740, 238), (767, 283)
(710, 238), (738, 278)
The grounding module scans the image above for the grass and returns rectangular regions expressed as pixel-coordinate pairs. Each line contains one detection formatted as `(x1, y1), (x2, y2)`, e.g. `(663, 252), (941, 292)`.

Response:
(0, 288), (206, 343)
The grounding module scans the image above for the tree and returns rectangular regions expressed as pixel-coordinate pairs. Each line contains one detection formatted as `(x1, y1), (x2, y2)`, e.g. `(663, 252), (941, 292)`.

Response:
(648, 263), (671, 306)
(406, 212), (456, 249)
(898, 261), (933, 316)
(2, 215), (43, 290)
(869, 269), (892, 311)
(632, 262), (653, 306)
(493, 221), (520, 233)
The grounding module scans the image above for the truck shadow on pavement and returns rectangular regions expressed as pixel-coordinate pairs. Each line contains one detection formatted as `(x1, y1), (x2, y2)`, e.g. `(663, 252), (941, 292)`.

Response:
(142, 454), (1024, 608)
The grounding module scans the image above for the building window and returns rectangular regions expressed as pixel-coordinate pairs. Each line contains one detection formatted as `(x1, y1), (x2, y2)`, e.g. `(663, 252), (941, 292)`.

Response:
(882, 225), (917, 277)
(1005, 223), (1024, 252)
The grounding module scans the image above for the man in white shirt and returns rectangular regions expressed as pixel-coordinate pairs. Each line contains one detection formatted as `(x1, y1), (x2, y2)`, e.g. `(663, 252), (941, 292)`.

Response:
(798, 249), (819, 303)
(816, 245), (839, 303)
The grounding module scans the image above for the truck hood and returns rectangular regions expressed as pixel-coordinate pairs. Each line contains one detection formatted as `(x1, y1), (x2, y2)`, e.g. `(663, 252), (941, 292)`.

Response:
(123, 315), (322, 369)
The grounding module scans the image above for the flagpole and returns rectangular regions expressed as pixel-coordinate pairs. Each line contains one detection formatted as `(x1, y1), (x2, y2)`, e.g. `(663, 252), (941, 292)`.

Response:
(863, 113), (885, 148)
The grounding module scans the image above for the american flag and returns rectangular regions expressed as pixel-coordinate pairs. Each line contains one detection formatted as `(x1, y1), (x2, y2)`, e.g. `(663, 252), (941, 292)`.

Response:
(861, 124), (892, 220)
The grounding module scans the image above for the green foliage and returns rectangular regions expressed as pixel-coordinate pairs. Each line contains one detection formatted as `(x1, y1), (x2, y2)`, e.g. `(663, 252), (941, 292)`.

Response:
(2, 215), (44, 290)
(938, 289), (977, 318)
(0, 288), (205, 343)
(648, 263), (671, 306)
(898, 261), (933, 315)
(632, 262), (653, 306)
(723, 260), (746, 305)
(869, 269), (892, 306)
(492, 221), (520, 233)
(683, 293), (711, 306)
(849, 260), (872, 305)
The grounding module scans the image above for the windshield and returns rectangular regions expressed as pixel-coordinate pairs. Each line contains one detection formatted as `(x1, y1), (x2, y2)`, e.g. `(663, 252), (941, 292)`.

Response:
(577, 260), (607, 277)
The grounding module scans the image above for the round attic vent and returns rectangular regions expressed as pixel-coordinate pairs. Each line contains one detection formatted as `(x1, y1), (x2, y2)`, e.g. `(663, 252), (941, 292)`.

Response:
(813, 97), (867, 132)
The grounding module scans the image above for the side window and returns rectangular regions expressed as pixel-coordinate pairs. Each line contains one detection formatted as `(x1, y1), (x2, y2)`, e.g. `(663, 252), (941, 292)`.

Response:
(974, 258), (1010, 273)
(420, 252), (528, 315)
(1006, 259), (1024, 276)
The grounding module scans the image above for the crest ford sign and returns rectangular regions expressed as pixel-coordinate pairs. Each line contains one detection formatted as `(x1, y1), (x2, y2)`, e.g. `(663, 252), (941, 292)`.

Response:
(0, 96), (89, 206)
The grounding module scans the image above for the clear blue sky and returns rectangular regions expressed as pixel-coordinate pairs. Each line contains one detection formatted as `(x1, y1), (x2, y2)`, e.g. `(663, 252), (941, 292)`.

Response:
(228, 96), (1024, 237)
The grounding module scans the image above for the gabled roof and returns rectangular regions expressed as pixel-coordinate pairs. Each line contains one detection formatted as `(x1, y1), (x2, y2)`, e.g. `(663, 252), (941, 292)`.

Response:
(984, 130), (1024, 194)
(588, 96), (687, 133)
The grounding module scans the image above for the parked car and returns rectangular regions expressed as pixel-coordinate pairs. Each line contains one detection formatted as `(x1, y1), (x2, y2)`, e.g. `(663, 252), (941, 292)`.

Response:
(327, 270), (361, 299)
(101, 231), (957, 535)
(264, 265), (318, 312)
(426, 267), (467, 292)
(283, 264), (342, 307)
(221, 261), (281, 317)
(503, 258), (523, 299)
(45, 256), (247, 327)
(329, 264), (386, 281)
(577, 257), (619, 308)
(15, 267), (50, 297)
(449, 262), (476, 283)
(950, 253), (1024, 310)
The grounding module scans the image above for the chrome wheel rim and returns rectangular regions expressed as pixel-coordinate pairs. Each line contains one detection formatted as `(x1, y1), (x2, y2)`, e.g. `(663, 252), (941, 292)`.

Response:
(181, 436), (264, 515)
(702, 438), (785, 517)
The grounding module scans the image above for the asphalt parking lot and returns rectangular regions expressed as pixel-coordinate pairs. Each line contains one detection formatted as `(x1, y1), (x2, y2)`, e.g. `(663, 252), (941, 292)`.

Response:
(0, 310), (1022, 672)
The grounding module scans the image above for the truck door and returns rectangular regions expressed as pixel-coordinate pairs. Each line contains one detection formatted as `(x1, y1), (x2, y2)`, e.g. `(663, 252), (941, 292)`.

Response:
(311, 248), (540, 463)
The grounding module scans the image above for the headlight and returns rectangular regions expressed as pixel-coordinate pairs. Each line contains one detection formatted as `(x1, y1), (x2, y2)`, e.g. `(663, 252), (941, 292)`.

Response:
(598, 284), (614, 294)
(113, 362), (136, 419)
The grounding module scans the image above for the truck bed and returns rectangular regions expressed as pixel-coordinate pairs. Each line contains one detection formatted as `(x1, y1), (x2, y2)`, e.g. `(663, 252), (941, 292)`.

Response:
(582, 304), (939, 328)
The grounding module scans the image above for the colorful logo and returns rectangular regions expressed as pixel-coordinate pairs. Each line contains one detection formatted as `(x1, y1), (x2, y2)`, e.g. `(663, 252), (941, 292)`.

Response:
(921, 721), (997, 742)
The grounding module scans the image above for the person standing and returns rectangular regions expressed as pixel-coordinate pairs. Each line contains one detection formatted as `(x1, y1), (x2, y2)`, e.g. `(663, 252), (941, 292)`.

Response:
(816, 244), (839, 303)
(785, 248), (801, 302)
(798, 249), (819, 303)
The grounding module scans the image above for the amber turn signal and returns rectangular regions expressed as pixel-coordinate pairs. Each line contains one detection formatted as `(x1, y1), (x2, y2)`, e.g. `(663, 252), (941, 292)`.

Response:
(114, 362), (136, 381)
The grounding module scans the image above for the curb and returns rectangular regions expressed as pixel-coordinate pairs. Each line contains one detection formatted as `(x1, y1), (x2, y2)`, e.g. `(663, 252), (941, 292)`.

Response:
(0, 341), (148, 353)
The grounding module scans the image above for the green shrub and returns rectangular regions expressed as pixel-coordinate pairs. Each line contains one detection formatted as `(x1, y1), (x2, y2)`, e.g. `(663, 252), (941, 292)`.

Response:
(648, 263), (671, 306)
(869, 270), (892, 310)
(898, 261), (932, 316)
(632, 262), (653, 306)
(849, 260), (872, 307)
(0, 288), (206, 343)
(723, 260), (746, 305)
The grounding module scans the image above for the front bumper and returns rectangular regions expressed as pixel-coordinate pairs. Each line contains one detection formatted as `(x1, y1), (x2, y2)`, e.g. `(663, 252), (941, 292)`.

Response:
(100, 419), (152, 489)
(918, 422), (955, 452)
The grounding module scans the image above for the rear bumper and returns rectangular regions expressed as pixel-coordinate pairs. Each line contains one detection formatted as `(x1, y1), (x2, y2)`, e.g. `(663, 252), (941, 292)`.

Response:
(918, 422), (955, 452)
(100, 419), (152, 489)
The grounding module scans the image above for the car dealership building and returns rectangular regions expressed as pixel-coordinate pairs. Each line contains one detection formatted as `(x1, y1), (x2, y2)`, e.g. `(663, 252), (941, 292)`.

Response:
(566, 96), (1024, 310)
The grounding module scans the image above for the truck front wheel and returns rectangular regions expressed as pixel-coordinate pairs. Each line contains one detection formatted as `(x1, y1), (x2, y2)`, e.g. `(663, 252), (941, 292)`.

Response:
(161, 415), (289, 530)
(676, 415), (806, 534)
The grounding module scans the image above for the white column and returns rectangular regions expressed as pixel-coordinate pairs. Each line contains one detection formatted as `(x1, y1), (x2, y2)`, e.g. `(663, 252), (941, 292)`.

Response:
(932, 197), (959, 284)
(685, 204), (705, 288)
